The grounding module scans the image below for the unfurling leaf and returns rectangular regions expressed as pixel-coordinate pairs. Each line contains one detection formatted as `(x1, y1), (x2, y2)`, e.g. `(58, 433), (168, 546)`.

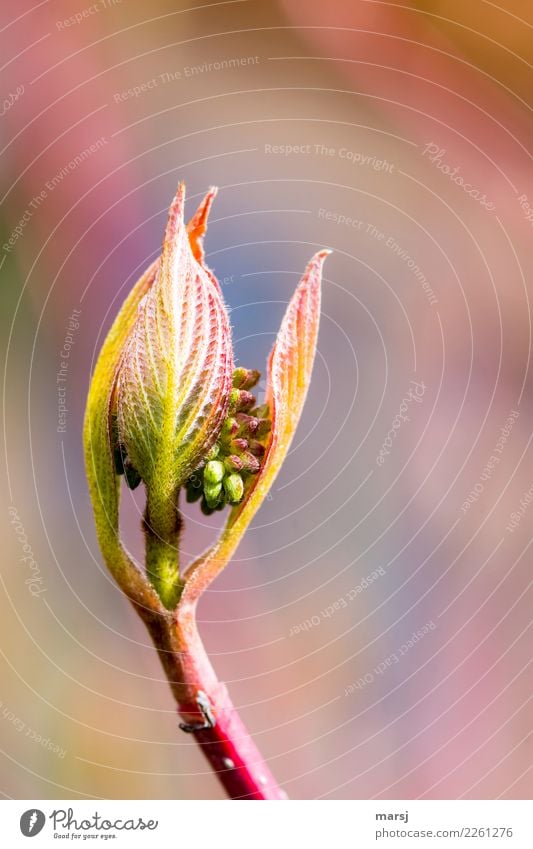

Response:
(186, 186), (217, 269)
(182, 249), (329, 603)
(84, 185), (232, 610)
(115, 183), (233, 511)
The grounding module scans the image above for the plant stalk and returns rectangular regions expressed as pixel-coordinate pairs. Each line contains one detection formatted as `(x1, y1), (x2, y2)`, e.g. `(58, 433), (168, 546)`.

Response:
(135, 600), (286, 800)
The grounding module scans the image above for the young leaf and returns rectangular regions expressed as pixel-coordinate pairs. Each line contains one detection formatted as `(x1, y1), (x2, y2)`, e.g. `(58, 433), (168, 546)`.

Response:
(116, 183), (232, 501)
(114, 185), (233, 606)
(186, 186), (217, 269)
(181, 250), (329, 603)
(84, 186), (227, 610)
(83, 258), (164, 612)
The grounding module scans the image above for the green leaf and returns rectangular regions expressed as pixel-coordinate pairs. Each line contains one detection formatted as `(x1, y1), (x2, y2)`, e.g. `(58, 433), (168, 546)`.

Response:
(114, 184), (233, 607)
(115, 185), (233, 504)
(83, 259), (164, 612)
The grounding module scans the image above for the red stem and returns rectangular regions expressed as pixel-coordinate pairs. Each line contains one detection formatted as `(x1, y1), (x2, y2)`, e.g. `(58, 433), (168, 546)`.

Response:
(178, 684), (286, 800)
(139, 602), (286, 800)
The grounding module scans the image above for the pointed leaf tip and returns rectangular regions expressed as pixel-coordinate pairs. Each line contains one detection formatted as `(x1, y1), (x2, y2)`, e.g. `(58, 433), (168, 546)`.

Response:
(163, 182), (186, 250)
(265, 247), (327, 441)
(186, 186), (221, 291)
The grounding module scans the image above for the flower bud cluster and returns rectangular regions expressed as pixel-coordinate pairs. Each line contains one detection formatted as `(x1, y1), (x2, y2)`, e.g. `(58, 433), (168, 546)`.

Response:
(185, 368), (271, 514)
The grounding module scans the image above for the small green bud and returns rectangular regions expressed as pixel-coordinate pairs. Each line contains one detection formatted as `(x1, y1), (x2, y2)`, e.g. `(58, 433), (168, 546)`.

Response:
(232, 368), (260, 390)
(124, 462), (142, 490)
(205, 443), (220, 460)
(204, 481), (223, 507)
(223, 473), (244, 503)
(200, 498), (215, 516)
(204, 460), (225, 485)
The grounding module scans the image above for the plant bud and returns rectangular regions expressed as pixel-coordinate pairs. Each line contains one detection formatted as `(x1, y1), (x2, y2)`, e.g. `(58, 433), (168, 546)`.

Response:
(221, 417), (239, 437)
(236, 414), (259, 436)
(84, 182), (328, 614)
(255, 418), (272, 438)
(240, 451), (260, 473)
(115, 183), (233, 504)
(204, 460), (225, 485)
(200, 498), (216, 516)
(223, 473), (244, 503)
(248, 439), (265, 457)
(230, 438), (248, 453)
(232, 368), (260, 390)
(205, 443), (220, 460)
(229, 389), (255, 412)
(204, 481), (223, 507)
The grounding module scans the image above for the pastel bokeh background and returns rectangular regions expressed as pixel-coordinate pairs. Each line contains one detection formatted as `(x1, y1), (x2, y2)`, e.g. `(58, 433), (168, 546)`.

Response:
(1, 0), (531, 800)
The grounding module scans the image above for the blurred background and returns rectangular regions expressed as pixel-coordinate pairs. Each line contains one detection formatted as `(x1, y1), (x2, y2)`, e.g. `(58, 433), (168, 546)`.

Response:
(1, 0), (531, 800)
